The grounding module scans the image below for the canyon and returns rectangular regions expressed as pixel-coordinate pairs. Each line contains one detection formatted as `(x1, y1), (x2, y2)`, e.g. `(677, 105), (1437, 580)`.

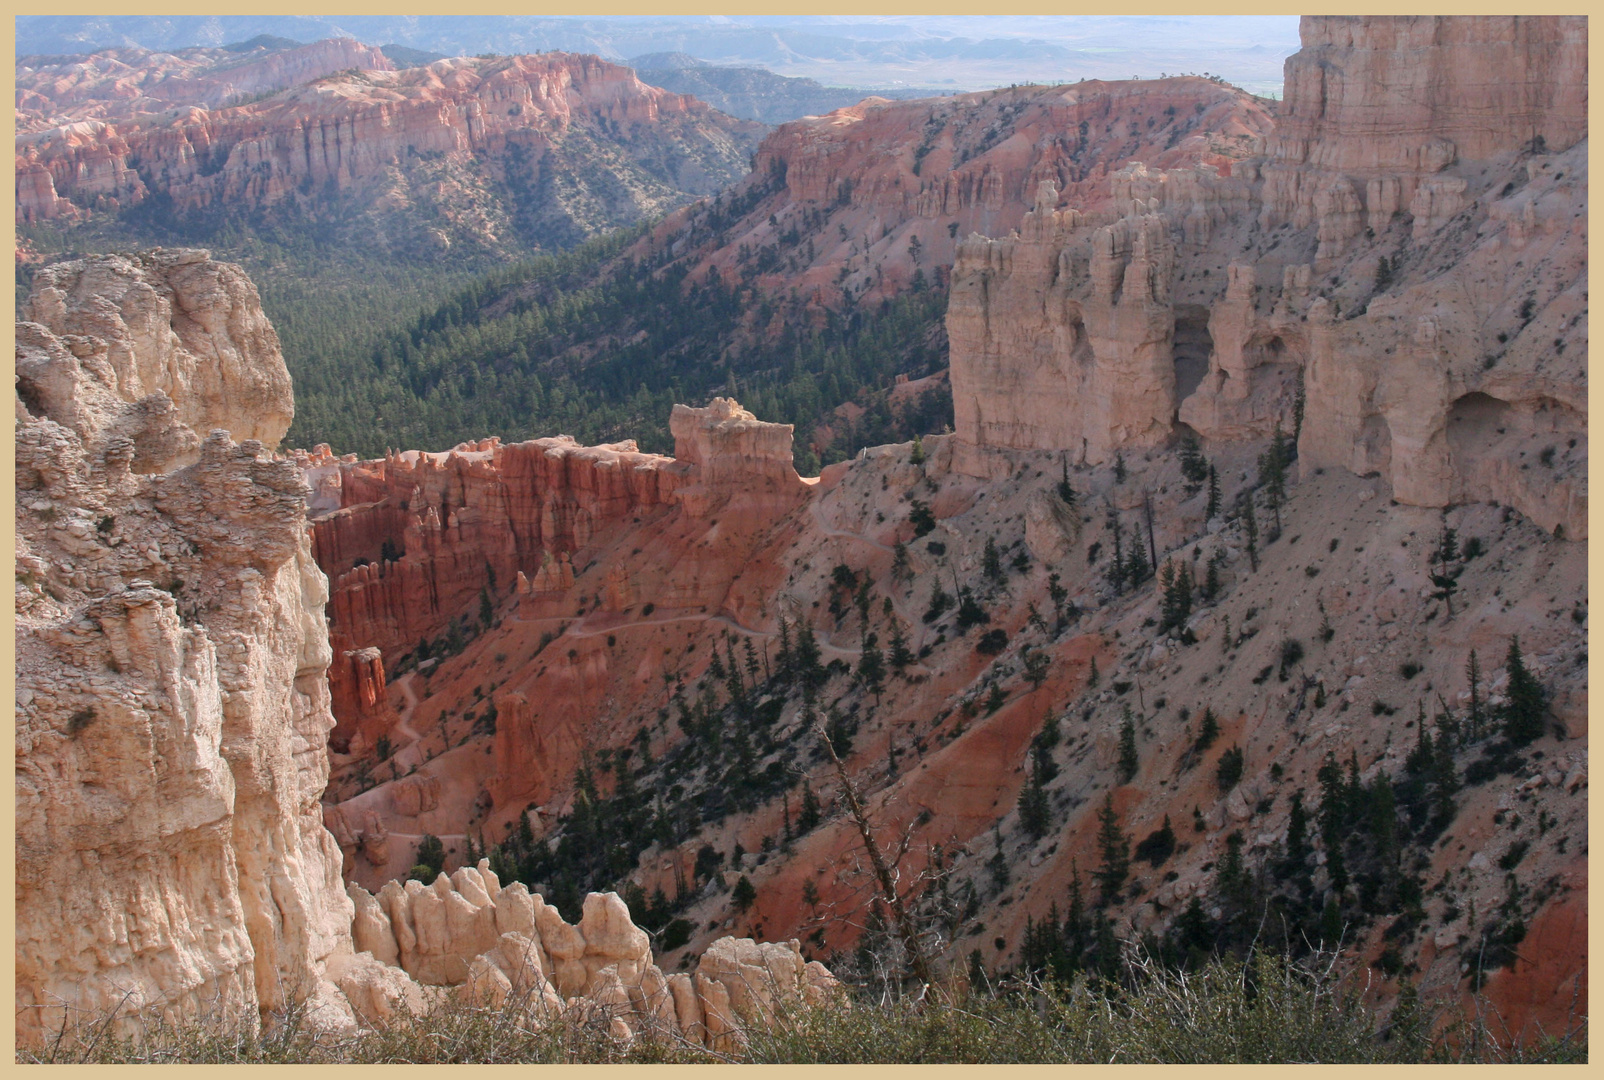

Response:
(14, 14), (1588, 1057)
(16, 46), (763, 256)
(13, 249), (836, 1048)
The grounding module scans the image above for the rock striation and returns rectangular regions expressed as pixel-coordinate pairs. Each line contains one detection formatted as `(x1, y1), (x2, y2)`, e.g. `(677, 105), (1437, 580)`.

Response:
(631, 76), (1273, 315)
(15, 248), (358, 1043)
(15, 38), (395, 133)
(947, 15), (1586, 536)
(16, 48), (764, 254)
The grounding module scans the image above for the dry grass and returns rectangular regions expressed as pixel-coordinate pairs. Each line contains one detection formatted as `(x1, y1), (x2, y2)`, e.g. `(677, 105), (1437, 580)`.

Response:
(19, 950), (1586, 1065)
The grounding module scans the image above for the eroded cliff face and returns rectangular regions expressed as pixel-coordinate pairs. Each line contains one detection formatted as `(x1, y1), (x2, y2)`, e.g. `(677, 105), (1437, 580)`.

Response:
(16, 49), (764, 255)
(14, 249), (354, 1042)
(947, 15), (1586, 538)
(630, 76), (1274, 315)
(15, 38), (395, 132)
(14, 253), (838, 1049)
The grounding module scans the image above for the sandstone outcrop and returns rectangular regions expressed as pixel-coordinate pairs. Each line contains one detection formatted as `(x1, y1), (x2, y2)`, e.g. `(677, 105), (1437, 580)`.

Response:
(15, 38), (394, 134)
(347, 870), (839, 1044)
(310, 399), (806, 664)
(16, 48), (763, 253)
(633, 76), (1273, 315)
(14, 249), (841, 1049)
(15, 249), (356, 1043)
(947, 16), (1586, 537)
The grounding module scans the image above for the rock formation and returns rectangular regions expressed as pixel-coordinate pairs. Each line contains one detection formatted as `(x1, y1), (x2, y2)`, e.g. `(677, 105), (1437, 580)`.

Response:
(14, 249), (839, 1049)
(15, 38), (395, 134)
(16, 48), (764, 254)
(629, 76), (1273, 314)
(15, 249), (357, 1042)
(948, 16), (1587, 537)
(346, 868), (838, 1044)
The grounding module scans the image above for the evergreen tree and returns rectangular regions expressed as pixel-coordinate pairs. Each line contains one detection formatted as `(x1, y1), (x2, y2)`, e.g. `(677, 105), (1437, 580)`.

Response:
(1430, 523), (1461, 619)
(731, 875), (757, 911)
(1159, 559), (1194, 633)
(1018, 774), (1051, 839)
(1257, 422), (1292, 536)
(891, 541), (911, 583)
(1179, 434), (1209, 491)
(909, 434), (925, 465)
(887, 622), (914, 673)
(1205, 463), (1221, 520)
(1117, 706), (1139, 783)
(479, 586), (494, 629)
(1195, 707), (1220, 751)
(1500, 636), (1547, 745)
(1114, 452), (1128, 484)
(983, 537), (1005, 583)
(1047, 572), (1071, 632)
(1465, 648), (1484, 741)
(1092, 793), (1130, 906)
(1242, 495), (1260, 572)
(857, 629), (885, 700)
(797, 781), (822, 832)
(1202, 549), (1223, 602)
(1058, 458), (1078, 507)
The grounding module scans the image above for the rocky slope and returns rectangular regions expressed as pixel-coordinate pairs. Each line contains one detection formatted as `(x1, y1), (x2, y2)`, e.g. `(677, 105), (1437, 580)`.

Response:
(948, 14), (1587, 538)
(628, 75), (1274, 315)
(15, 37), (395, 131)
(13, 249), (838, 1049)
(304, 16), (1585, 1044)
(16, 47), (764, 257)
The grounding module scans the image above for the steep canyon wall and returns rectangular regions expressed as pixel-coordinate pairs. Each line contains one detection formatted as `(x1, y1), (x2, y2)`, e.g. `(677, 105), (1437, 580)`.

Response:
(947, 15), (1587, 537)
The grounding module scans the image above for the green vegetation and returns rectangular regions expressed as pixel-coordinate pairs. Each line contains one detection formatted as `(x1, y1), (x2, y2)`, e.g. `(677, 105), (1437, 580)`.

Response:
(22, 191), (953, 470)
(21, 947), (1584, 1064)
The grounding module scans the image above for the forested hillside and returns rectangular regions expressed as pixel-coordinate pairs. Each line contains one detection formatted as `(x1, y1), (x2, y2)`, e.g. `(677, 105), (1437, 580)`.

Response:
(280, 223), (953, 466)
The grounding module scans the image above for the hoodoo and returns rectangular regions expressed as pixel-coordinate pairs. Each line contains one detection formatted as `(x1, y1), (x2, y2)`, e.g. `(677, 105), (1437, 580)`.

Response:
(948, 15), (1586, 536)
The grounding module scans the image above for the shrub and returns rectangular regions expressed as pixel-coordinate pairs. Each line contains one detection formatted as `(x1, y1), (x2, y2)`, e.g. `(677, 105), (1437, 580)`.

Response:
(976, 629), (1009, 655)
(1216, 746), (1245, 791)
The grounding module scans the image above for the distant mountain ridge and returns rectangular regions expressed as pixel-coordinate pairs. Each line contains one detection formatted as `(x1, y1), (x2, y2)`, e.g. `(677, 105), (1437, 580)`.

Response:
(629, 51), (936, 124)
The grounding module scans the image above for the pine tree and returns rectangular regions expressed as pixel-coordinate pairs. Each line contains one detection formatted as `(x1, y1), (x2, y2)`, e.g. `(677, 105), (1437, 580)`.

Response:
(797, 781), (822, 832)
(1465, 649), (1484, 741)
(1203, 549), (1223, 602)
(1195, 707), (1220, 751)
(1500, 636), (1547, 745)
(731, 875), (757, 911)
(857, 629), (885, 700)
(1087, 655), (1100, 688)
(1018, 774), (1051, 838)
(1159, 559), (1194, 633)
(1117, 706), (1139, 783)
(1282, 789), (1309, 881)
(1114, 451), (1128, 484)
(1257, 422), (1292, 536)
(1092, 793), (1130, 906)
(909, 434), (925, 465)
(887, 622), (914, 673)
(1108, 513), (1127, 592)
(1205, 463), (1221, 520)
(479, 586), (494, 629)
(1058, 458), (1078, 507)
(892, 541), (911, 583)
(1047, 572), (1070, 632)
(1430, 523), (1461, 619)
(1179, 434), (1209, 491)
(983, 537), (1005, 584)
(1242, 495), (1260, 572)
